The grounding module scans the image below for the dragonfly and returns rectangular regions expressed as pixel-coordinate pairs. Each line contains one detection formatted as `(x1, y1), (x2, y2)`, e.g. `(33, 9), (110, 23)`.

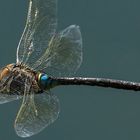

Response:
(0, 0), (83, 138)
(1, 0), (140, 138)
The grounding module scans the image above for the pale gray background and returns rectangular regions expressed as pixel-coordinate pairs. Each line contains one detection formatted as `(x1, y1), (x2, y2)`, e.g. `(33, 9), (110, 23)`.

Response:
(0, 0), (140, 139)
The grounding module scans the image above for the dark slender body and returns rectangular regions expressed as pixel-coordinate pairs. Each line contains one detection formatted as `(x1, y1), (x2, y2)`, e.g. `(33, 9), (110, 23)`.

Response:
(1, 63), (140, 94)
(52, 77), (140, 91)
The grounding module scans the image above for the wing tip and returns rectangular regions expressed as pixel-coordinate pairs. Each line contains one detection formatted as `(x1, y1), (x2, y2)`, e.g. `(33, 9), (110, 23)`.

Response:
(69, 24), (80, 30)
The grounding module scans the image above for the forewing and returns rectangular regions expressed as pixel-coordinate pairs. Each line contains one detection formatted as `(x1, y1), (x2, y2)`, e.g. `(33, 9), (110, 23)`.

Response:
(33, 25), (83, 76)
(17, 0), (57, 67)
(14, 90), (60, 137)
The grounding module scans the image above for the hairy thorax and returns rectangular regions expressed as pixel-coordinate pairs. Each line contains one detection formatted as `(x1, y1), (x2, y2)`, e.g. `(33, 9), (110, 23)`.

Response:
(0, 63), (41, 95)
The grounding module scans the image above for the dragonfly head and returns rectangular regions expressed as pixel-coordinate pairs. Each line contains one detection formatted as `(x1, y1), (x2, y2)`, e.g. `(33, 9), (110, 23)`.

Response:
(0, 63), (15, 82)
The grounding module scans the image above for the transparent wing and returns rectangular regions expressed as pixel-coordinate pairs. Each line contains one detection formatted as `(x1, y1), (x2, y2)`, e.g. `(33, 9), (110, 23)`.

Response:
(33, 25), (83, 76)
(0, 73), (22, 104)
(14, 89), (60, 137)
(16, 0), (57, 67)
(0, 94), (20, 104)
(0, 93), (21, 104)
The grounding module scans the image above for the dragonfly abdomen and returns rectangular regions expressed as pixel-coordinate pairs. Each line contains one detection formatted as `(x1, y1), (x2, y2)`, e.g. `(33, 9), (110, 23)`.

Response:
(36, 73), (55, 90)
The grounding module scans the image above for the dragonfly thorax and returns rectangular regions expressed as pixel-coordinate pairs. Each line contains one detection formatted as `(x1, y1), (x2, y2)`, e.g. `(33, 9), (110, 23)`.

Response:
(0, 63), (15, 81)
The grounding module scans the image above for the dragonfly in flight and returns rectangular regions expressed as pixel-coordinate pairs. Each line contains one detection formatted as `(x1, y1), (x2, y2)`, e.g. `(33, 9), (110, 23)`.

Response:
(1, 0), (139, 138)
(0, 0), (82, 138)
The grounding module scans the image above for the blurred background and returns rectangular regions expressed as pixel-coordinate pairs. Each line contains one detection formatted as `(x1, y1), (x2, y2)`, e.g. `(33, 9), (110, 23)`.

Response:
(0, 0), (140, 139)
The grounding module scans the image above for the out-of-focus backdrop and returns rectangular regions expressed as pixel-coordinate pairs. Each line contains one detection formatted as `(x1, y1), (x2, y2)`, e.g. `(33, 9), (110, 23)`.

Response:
(0, 0), (140, 139)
